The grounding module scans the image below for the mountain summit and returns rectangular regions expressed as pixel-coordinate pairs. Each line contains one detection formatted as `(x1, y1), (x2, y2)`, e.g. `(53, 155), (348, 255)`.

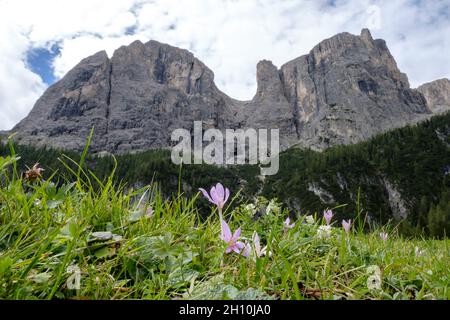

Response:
(11, 29), (449, 153)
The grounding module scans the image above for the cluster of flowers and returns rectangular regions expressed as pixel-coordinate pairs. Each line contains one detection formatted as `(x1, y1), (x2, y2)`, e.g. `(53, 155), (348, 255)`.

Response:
(199, 183), (390, 258)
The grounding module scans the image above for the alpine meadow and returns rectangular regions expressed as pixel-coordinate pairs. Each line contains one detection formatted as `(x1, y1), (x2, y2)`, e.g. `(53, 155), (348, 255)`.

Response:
(0, 1), (449, 302)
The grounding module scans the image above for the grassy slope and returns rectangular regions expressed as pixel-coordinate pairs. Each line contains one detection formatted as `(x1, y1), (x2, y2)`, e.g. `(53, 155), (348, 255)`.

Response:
(0, 155), (448, 300)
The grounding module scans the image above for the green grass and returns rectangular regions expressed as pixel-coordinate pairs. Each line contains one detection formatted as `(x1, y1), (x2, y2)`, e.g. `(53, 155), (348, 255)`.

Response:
(0, 152), (448, 300)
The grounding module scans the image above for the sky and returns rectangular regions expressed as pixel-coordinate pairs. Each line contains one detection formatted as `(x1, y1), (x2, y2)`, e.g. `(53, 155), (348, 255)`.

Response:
(0, 0), (449, 130)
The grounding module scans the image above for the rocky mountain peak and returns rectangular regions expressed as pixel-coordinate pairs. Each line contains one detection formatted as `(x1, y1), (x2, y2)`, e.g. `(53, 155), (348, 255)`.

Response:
(360, 28), (373, 43)
(279, 29), (430, 149)
(11, 29), (442, 154)
(254, 60), (284, 102)
(111, 39), (216, 96)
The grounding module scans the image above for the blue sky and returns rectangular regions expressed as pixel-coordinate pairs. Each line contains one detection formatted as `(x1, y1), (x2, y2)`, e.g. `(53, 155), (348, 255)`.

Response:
(26, 45), (60, 85)
(1, 0), (449, 130)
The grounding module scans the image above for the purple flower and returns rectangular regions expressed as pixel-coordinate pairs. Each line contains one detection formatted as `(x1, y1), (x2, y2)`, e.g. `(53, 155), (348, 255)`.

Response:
(284, 217), (295, 231)
(199, 183), (230, 211)
(379, 232), (388, 242)
(220, 219), (246, 255)
(342, 219), (351, 234)
(242, 242), (252, 258)
(323, 209), (333, 225)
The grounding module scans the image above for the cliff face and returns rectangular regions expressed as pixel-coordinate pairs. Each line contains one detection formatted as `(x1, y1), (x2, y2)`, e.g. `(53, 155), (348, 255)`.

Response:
(104, 40), (228, 153)
(279, 29), (430, 150)
(12, 51), (111, 152)
(417, 78), (450, 114)
(11, 29), (441, 153)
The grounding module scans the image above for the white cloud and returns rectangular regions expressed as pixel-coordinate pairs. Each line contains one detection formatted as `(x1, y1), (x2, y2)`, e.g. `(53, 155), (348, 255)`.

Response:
(0, 0), (449, 130)
(0, 11), (46, 130)
(52, 35), (142, 79)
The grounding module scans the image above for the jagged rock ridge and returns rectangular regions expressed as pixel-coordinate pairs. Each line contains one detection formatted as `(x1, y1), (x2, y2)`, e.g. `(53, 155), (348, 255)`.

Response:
(11, 29), (447, 153)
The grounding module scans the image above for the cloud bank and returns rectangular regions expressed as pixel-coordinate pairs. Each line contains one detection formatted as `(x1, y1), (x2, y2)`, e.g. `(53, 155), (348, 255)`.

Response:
(0, 0), (449, 130)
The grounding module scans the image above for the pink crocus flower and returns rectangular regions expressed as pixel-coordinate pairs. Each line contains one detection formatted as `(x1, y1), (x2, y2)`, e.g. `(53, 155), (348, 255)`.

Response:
(146, 206), (153, 217)
(342, 219), (351, 234)
(199, 183), (230, 210)
(220, 219), (246, 255)
(379, 232), (388, 242)
(199, 183), (230, 221)
(323, 209), (333, 225)
(284, 217), (295, 231)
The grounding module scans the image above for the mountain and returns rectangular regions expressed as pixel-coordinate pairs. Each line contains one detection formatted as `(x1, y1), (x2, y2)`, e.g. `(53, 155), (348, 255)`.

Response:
(10, 29), (448, 153)
(418, 78), (450, 114)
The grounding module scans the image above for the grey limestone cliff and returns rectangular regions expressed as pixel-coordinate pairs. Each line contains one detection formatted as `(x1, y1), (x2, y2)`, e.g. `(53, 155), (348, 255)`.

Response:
(11, 29), (442, 153)
(417, 78), (450, 114)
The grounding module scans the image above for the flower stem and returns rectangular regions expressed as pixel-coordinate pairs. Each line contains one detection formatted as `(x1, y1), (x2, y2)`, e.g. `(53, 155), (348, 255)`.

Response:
(218, 207), (224, 235)
(218, 207), (223, 222)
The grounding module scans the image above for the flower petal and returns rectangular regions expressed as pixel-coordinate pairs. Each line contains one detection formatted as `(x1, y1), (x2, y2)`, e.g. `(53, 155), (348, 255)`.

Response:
(236, 241), (245, 249)
(232, 245), (241, 254)
(199, 188), (214, 204)
(221, 219), (232, 242)
(342, 219), (351, 232)
(215, 183), (225, 201)
(252, 231), (260, 252)
(210, 186), (220, 204)
(324, 209), (333, 225)
(232, 227), (241, 242)
(224, 188), (230, 204)
(241, 243), (251, 257)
